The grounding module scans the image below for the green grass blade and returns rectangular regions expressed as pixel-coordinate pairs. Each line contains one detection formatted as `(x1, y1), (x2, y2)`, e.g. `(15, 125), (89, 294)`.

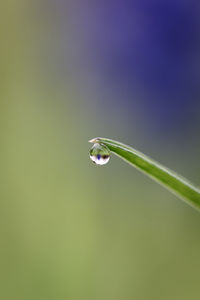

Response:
(89, 137), (200, 211)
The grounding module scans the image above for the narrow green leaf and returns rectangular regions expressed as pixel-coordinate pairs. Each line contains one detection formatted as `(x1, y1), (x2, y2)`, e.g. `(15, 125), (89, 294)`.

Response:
(89, 137), (200, 211)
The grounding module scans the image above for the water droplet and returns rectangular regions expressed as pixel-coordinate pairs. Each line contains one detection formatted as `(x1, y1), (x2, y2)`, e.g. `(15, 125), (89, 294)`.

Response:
(89, 143), (110, 165)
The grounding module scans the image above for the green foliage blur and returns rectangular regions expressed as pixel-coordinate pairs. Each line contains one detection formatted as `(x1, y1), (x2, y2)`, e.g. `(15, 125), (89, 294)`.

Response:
(1, 1), (200, 300)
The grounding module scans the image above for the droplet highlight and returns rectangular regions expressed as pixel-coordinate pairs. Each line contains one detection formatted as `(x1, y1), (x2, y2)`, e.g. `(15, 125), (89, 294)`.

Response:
(89, 143), (110, 165)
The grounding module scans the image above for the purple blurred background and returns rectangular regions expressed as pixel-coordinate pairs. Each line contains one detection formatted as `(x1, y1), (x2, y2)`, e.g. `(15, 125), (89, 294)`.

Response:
(41, 0), (200, 138)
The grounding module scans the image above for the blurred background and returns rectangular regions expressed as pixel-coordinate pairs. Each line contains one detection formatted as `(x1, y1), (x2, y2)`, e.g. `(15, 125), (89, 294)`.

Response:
(1, 0), (200, 299)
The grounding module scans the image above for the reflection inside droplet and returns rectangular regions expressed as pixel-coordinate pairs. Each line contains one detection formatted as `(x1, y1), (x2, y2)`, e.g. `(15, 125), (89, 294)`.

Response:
(89, 143), (110, 165)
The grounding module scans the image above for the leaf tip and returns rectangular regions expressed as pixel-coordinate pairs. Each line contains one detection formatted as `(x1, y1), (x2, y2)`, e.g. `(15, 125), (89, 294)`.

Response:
(88, 137), (101, 144)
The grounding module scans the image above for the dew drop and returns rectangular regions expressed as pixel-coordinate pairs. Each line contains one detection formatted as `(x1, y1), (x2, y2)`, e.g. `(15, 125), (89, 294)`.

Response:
(89, 143), (110, 165)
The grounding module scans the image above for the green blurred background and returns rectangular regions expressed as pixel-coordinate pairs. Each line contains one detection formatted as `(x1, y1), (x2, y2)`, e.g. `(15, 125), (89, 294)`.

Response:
(1, 1), (200, 299)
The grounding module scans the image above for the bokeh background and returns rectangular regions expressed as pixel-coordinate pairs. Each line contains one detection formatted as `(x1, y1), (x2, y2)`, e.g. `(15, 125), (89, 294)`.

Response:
(1, 1), (200, 299)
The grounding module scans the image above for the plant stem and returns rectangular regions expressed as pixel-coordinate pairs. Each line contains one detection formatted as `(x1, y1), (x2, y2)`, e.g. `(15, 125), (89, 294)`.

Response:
(89, 137), (200, 211)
